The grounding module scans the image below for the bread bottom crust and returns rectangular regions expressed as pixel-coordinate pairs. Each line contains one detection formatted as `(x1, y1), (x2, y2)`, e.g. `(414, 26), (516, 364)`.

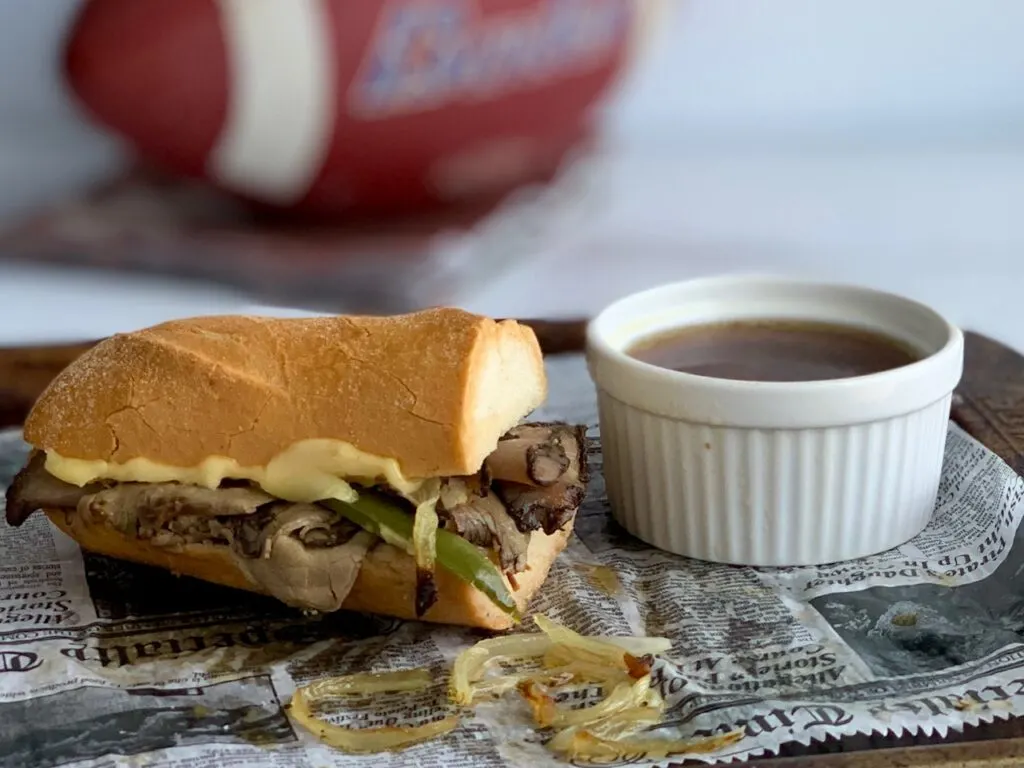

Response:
(46, 508), (571, 630)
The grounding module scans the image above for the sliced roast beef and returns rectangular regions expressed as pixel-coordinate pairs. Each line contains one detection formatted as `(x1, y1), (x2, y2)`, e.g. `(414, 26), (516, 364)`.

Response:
(486, 424), (572, 487)
(234, 502), (357, 559)
(145, 514), (237, 549)
(495, 424), (588, 535)
(241, 530), (376, 612)
(79, 482), (277, 535)
(4, 452), (102, 526)
(497, 481), (587, 536)
(5, 454), (276, 530)
(231, 506), (278, 557)
(439, 479), (529, 573)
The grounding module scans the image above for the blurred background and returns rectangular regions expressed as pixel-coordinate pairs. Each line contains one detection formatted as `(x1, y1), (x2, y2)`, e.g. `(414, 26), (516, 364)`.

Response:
(1, 0), (1023, 347)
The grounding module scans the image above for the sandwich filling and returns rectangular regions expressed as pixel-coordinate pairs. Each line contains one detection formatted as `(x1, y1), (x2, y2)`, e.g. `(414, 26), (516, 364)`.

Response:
(5, 423), (588, 617)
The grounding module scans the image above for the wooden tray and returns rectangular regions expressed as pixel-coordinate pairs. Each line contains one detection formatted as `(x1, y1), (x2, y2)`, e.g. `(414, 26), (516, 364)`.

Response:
(2, 321), (1023, 766)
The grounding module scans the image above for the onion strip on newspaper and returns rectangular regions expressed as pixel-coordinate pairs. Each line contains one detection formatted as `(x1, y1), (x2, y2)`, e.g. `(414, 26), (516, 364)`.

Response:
(450, 633), (554, 705)
(450, 615), (671, 706)
(533, 614), (672, 666)
(290, 669), (459, 754)
(546, 707), (665, 753)
(525, 676), (654, 729)
(291, 615), (739, 761)
(553, 729), (746, 762)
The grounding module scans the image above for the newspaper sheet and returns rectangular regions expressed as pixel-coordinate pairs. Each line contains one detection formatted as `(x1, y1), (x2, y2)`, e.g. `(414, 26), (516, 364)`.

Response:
(1, 353), (1023, 766)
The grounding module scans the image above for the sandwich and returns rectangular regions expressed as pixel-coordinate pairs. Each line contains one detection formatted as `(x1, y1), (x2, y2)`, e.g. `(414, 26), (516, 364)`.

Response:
(4, 309), (588, 630)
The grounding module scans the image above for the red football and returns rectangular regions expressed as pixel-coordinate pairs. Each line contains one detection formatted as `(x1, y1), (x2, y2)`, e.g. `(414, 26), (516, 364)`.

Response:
(64, 0), (638, 217)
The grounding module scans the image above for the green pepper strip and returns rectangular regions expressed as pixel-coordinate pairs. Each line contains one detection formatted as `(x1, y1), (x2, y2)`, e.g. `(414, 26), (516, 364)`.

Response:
(320, 495), (521, 621)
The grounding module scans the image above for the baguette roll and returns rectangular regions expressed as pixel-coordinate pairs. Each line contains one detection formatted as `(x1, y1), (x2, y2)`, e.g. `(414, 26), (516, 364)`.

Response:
(6, 308), (584, 630)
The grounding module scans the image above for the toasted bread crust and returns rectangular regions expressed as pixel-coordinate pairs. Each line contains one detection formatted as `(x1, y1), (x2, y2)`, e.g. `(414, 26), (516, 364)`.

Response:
(24, 309), (546, 479)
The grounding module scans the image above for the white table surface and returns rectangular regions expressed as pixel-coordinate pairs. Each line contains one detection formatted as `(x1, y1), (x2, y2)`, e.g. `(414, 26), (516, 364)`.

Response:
(2, 145), (1023, 351)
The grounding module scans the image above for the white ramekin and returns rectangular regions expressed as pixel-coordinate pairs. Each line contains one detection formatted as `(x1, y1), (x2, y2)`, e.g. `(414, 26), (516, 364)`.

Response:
(586, 275), (965, 567)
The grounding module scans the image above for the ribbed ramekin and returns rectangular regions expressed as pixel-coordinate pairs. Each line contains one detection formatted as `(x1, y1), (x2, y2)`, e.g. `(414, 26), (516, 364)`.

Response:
(586, 275), (965, 566)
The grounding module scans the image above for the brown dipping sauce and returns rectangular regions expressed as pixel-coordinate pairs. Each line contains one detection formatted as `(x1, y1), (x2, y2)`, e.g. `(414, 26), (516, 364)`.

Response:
(628, 319), (921, 382)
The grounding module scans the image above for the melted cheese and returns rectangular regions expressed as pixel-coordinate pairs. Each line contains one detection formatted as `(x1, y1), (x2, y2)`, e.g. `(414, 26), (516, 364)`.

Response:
(43, 439), (428, 504)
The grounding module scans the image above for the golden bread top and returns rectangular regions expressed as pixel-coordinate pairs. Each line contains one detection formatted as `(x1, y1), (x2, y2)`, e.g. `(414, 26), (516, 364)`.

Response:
(25, 308), (546, 481)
